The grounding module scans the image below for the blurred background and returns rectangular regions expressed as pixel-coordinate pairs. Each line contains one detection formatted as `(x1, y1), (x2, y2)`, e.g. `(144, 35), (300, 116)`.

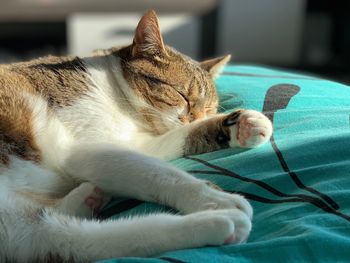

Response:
(0, 0), (349, 84)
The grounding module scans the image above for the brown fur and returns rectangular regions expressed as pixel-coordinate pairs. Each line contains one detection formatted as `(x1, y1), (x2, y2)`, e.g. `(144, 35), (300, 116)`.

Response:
(120, 45), (218, 113)
(0, 55), (93, 166)
(0, 73), (40, 165)
(8, 56), (91, 107)
(117, 45), (219, 133)
(184, 110), (242, 155)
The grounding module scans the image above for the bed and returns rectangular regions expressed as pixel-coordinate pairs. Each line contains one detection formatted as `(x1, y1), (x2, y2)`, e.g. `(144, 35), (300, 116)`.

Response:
(96, 65), (350, 262)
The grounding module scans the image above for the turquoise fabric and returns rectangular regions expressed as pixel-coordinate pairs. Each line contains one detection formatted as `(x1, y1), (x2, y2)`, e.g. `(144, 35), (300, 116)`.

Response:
(97, 65), (350, 262)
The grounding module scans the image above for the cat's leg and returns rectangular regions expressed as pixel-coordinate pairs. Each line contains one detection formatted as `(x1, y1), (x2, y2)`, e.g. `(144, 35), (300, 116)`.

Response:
(55, 182), (111, 219)
(141, 109), (273, 159)
(4, 206), (250, 261)
(63, 143), (252, 219)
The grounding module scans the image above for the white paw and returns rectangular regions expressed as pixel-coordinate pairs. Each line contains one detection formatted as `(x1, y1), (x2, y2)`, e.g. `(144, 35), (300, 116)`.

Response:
(57, 182), (111, 218)
(180, 182), (253, 220)
(227, 110), (272, 148)
(186, 208), (252, 245)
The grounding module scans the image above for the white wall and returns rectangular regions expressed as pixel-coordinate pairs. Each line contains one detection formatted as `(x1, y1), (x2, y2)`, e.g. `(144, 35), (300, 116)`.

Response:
(217, 0), (306, 65)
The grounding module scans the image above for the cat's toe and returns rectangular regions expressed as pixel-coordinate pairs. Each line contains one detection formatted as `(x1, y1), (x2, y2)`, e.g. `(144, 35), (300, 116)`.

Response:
(84, 186), (110, 211)
(223, 209), (252, 244)
(58, 182), (111, 219)
(80, 184), (111, 217)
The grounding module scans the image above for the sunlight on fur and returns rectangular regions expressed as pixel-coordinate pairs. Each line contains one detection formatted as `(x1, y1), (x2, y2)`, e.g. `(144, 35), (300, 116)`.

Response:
(0, 10), (272, 262)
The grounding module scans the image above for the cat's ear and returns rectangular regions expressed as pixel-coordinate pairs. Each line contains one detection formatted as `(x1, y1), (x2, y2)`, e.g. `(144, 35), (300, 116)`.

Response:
(200, 55), (231, 78)
(132, 10), (167, 57)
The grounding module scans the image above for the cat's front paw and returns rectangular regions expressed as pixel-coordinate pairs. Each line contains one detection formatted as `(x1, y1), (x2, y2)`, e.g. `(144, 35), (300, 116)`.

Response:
(224, 109), (273, 148)
(184, 109), (272, 155)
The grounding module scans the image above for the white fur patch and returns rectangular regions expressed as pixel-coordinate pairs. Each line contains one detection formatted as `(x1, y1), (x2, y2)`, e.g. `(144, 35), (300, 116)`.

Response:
(139, 125), (189, 160)
(25, 94), (73, 172)
(55, 55), (142, 147)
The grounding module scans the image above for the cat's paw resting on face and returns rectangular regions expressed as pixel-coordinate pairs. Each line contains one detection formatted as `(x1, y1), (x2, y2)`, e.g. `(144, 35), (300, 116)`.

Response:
(224, 109), (273, 148)
(185, 109), (272, 155)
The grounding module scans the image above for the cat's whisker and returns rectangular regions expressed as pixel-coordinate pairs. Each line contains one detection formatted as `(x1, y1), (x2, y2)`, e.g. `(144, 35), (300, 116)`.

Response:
(216, 104), (228, 112)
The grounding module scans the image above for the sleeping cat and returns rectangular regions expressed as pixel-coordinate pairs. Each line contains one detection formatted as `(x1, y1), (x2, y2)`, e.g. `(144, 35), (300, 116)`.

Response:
(0, 10), (273, 262)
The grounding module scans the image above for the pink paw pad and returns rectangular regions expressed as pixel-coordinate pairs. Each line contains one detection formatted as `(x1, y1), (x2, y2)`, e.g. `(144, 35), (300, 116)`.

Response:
(224, 234), (236, 244)
(236, 110), (272, 147)
(84, 187), (110, 212)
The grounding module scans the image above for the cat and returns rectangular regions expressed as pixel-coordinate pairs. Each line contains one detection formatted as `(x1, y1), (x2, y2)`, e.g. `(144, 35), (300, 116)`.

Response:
(0, 10), (273, 262)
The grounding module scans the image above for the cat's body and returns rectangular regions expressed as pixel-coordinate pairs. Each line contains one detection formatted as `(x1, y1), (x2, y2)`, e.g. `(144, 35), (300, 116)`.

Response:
(0, 11), (272, 262)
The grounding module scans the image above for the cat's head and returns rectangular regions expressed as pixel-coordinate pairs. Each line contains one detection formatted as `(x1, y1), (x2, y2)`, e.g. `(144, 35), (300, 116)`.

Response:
(117, 10), (231, 134)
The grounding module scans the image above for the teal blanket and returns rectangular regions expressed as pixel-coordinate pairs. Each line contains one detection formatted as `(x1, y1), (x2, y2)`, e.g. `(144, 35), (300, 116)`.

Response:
(98, 65), (350, 262)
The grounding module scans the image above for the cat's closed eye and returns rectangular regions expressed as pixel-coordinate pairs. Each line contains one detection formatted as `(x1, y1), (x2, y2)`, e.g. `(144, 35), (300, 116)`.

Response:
(142, 74), (166, 85)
